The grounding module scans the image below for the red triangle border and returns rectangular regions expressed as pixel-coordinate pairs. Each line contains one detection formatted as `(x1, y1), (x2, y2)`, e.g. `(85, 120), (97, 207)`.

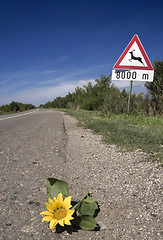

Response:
(113, 35), (153, 70)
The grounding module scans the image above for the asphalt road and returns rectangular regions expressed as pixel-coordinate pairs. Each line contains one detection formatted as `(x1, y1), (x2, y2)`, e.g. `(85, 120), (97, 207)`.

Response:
(0, 109), (67, 240)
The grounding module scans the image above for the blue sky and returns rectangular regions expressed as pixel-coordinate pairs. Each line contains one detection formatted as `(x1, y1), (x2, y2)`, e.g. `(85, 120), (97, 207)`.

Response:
(0, 0), (163, 106)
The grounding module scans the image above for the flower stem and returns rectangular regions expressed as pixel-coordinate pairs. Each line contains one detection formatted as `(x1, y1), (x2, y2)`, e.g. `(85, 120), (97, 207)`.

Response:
(72, 192), (89, 210)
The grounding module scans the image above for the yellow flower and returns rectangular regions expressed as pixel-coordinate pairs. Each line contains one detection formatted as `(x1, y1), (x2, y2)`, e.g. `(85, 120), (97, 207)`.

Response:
(40, 193), (75, 230)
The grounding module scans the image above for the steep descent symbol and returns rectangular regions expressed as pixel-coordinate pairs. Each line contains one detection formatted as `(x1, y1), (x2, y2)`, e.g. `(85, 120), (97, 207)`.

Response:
(129, 49), (144, 65)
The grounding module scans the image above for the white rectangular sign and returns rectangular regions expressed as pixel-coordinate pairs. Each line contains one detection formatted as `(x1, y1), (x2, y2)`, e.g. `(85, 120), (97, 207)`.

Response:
(112, 69), (154, 82)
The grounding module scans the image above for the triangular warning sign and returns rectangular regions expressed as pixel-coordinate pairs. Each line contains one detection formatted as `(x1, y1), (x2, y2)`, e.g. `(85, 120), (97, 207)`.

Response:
(113, 34), (153, 70)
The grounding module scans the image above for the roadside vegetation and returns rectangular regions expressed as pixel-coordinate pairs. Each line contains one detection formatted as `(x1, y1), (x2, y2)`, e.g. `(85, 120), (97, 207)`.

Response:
(41, 60), (163, 117)
(40, 60), (163, 163)
(62, 109), (163, 164)
(0, 101), (35, 115)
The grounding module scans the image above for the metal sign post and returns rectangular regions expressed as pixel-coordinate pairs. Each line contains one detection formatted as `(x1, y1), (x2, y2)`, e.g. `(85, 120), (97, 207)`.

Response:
(127, 81), (133, 115)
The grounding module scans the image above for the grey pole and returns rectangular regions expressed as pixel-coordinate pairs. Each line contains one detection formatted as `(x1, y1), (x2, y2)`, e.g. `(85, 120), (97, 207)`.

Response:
(127, 81), (133, 115)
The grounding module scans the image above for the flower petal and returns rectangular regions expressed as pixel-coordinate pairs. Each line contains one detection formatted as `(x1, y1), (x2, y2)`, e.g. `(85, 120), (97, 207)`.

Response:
(67, 215), (74, 221)
(48, 198), (54, 205)
(70, 216), (74, 221)
(64, 196), (71, 205)
(58, 218), (64, 226)
(49, 219), (58, 230)
(42, 216), (54, 222)
(63, 196), (72, 210)
(57, 193), (63, 205)
(45, 202), (54, 213)
(67, 209), (75, 217)
(40, 211), (54, 216)
(64, 218), (71, 225)
(48, 198), (56, 210)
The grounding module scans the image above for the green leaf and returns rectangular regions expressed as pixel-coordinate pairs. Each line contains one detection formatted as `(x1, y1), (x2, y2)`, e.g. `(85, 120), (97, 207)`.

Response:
(77, 196), (98, 216)
(84, 196), (97, 204)
(46, 178), (69, 199)
(77, 202), (94, 216)
(78, 215), (97, 231)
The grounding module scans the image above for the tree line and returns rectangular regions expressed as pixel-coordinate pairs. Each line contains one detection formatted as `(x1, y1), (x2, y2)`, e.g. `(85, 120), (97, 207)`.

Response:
(40, 60), (163, 116)
(0, 101), (35, 114)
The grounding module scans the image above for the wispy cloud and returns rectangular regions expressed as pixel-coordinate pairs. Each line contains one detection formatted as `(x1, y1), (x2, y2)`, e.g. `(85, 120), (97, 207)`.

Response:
(35, 64), (106, 86)
(0, 78), (95, 106)
(42, 70), (57, 74)
(112, 80), (146, 88)
(0, 58), (146, 107)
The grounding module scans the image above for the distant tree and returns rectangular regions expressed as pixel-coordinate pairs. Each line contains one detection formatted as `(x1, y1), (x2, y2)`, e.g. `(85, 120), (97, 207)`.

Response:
(102, 84), (127, 115)
(95, 74), (111, 107)
(145, 60), (163, 115)
(0, 101), (35, 113)
(0, 104), (10, 112)
(10, 101), (20, 112)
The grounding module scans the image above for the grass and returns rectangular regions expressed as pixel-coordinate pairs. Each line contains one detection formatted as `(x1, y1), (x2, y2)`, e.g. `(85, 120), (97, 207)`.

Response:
(62, 109), (163, 164)
(0, 111), (15, 115)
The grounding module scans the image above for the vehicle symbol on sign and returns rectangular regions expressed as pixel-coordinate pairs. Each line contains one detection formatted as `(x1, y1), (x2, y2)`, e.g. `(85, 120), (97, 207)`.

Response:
(129, 50), (144, 65)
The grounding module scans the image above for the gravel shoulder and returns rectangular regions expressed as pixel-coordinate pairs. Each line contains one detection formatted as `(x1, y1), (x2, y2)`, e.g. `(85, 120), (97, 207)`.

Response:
(61, 112), (163, 240)
(0, 110), (162, 240)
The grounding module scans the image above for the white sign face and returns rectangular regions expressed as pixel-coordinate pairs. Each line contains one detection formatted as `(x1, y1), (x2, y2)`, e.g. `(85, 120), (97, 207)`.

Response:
(112, 34), (154, 82)
(119, 41), (148, 68)
(112, 69), (154, 82)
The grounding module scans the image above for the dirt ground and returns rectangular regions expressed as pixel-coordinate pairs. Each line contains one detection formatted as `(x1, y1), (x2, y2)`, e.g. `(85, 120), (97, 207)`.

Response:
(0, 110), (162, 240)
(60, 112), (163, 240)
